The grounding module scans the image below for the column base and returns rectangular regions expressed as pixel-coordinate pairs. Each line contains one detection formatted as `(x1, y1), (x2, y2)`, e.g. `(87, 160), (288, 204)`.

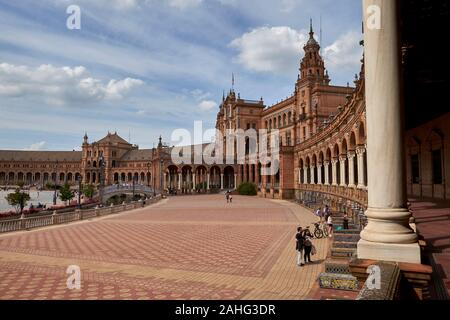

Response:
(357, 239), (421, 264)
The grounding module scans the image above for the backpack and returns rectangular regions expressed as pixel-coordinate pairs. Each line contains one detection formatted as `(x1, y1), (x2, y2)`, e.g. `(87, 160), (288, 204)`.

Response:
(304, 237), (312, 247)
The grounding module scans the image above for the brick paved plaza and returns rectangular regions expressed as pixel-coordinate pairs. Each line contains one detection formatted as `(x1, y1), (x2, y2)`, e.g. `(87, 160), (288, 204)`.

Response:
(0, 195), (328, 300)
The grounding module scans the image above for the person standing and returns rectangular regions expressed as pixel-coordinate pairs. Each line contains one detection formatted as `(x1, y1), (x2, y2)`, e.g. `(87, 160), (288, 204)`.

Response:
(295, 227), (305, 267)
(327, 214), (334, 237)
(226, 191), (230, 203)
(343, 212), (349, 230)
(303, 234), (313, 264)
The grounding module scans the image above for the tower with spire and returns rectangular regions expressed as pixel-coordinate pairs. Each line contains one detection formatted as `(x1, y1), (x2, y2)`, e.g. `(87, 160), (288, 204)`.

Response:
(299, 19), (329, 85)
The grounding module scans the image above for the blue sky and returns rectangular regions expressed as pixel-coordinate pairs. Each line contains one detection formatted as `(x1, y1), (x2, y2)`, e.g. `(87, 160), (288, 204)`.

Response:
(0, 0), (363, 150)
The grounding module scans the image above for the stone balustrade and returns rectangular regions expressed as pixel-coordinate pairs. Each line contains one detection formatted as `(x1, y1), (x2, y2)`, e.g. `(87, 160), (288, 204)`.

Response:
(0, 195), (162, 234)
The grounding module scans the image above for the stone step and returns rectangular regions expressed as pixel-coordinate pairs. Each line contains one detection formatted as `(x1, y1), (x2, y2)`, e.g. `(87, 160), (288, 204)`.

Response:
(325, 261), (352, 274)
(319, 272), (359, 291)
(331, 247), (356, 259)
(333, 241), (358, 249)
(334, 229), (360, 235)
(334, 234), (361, 242)
(333, 225), (357, 231)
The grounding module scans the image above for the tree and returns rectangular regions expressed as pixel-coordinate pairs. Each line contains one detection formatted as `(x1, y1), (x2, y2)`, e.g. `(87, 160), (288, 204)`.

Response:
(6, 189), (31, 215)
(59, 183), (74, 205)
(82, 184), (95, 199)
(237, 182), (257, 196)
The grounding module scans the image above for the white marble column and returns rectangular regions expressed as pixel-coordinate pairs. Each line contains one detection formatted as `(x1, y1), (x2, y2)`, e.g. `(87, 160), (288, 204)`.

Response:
(303, 167), (308, 184)
(317, 164), (323, 185)
(192, 173), (196, 191)
(339, 156), (347, 187)
(358, 0), (420, 264)
(356, 147), (366, 189)
(324, 161), (330, 185)
(348, 151), (356, 188)
(331, 160), (338, 186)
(234, 174), (237, 189)
(207, 173), (210, 190)
(163, 173), (167, 189)
(310, 166), (315, 185)
(178, 172), (182, 190)
(220, 174), (224, 190)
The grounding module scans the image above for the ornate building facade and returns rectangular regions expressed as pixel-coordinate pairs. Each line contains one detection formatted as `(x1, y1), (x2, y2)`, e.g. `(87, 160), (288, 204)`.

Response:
(0, 1), (449, 265)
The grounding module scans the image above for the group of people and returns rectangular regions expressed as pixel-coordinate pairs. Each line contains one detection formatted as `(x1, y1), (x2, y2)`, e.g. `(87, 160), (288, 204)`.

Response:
(295, 226), (316, 267)
(314, 205), (336, 237)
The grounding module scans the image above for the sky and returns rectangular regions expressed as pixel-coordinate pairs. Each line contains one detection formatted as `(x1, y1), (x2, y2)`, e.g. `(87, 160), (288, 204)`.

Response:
(0, 0), (363, 151)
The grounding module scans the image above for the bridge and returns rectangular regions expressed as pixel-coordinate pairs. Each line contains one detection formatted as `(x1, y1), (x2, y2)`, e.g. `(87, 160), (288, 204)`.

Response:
(99, 184), (157, 203)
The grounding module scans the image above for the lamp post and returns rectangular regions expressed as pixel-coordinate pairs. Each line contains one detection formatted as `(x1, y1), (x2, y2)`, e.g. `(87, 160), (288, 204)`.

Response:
(146, 162), (151, 187)
(132, 175), (136, 199)
(77, 175), (82, 210)
(160, 159), (164, 195)
(99, 155), (105, 205)
(53, 160), (58, 205)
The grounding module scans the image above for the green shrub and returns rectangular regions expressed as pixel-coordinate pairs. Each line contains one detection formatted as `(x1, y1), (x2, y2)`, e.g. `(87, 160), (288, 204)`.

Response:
(237, 182), (257, 196)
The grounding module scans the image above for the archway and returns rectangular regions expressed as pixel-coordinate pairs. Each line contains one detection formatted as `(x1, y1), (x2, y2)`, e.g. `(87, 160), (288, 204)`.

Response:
(210, 166), (221, 189)
(166, 166), (178, 189)
(182, 166), (193, 193)
(224, 166), (235, 190)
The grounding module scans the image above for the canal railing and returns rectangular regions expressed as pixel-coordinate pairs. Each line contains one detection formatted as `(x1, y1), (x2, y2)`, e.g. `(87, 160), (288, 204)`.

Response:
(0, 195), (162, 234)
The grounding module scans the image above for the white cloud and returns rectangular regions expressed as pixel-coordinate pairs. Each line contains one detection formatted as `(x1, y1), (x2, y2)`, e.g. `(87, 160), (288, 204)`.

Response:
(198, 100), (217, 111)
(58, 0), (140, 10)
(323, 31), (363, 74)
(167, 0), (203, 9)
(26, 141), (47, 151)
(230, 26), (307, 73)
(0, 63), (144, 105)
(191, 89), (211, 101)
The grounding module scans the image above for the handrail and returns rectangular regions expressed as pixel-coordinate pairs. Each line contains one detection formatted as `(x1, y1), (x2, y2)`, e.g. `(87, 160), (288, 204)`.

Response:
(0, 195), (162, 234)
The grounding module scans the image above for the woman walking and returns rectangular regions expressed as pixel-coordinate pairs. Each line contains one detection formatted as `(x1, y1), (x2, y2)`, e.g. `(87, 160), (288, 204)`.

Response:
(327, 214), (334, 238)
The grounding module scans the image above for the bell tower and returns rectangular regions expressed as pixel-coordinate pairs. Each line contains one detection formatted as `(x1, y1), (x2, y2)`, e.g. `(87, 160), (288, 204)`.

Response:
(299, 19), (329, 85)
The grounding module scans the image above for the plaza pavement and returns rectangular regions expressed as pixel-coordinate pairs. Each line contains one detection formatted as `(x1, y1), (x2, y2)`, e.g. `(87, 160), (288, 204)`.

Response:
(0, 194), (329, 300)
(410, 198), (450, 299)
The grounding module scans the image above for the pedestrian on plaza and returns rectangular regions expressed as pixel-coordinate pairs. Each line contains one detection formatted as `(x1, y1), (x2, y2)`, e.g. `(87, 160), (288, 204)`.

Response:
(324, 205), (331, 221)
(229, 193), (233, 203)
(226, 191), (230, 203)
(304, 234), (313, 264)
(303, 225), (313, 238)
(315, 207), (321, 220)
(295, 227), (305, 267)
(327, 214), (334, 237)
(343, 212), (349, 230)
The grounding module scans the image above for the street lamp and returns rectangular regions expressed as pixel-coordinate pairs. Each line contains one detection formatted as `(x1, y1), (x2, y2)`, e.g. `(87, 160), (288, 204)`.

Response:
(53, 160), (58, 205)
(77, 175), (82, 210)
(132, 175), (136, 199)
(146, 162), (151, 187)
(160, 159), (164, 196)
(99, 155), (105, 205)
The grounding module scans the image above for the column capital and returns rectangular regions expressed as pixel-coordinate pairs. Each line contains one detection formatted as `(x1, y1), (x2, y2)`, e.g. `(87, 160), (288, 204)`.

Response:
(339, 155), (347, 162)
(347, 151), (356, 159)
(356, 146), (366, 155)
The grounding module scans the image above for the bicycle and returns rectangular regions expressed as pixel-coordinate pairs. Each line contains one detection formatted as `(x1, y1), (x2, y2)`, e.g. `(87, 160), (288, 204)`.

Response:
(313, 222), (324, 239)
(313, 222), (329, 239)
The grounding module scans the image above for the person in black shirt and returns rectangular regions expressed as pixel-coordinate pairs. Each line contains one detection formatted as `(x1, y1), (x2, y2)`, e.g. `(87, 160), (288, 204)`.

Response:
(295, 227), (305, 267)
